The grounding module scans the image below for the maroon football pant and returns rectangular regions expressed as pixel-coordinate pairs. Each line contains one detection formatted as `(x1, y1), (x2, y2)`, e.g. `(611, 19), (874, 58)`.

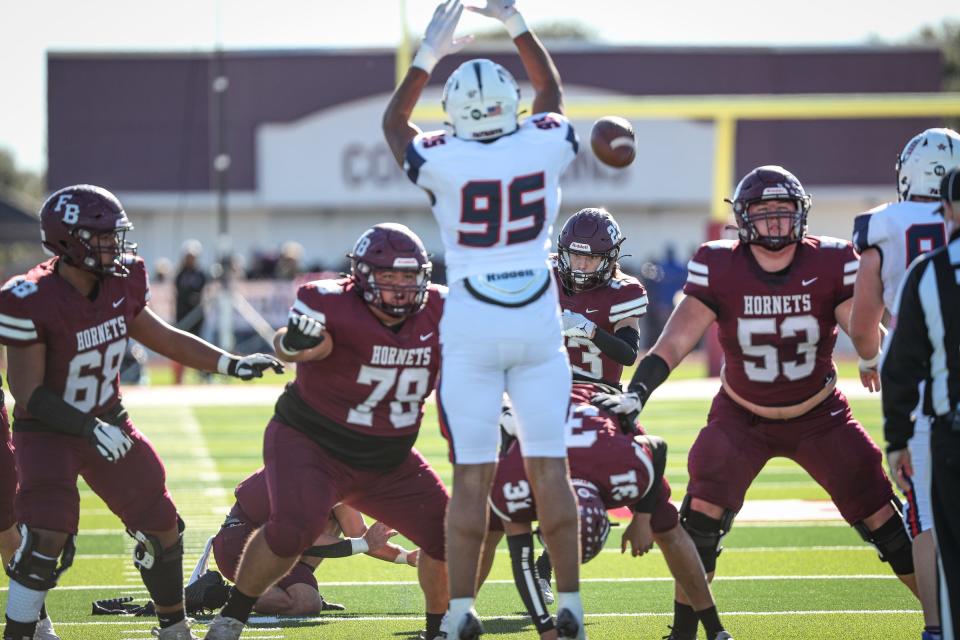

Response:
(262, 420), (448, 561)
(687, 388), (895, 524)
(13, 419), (178, 534)
(212, 517), (317, 591)
(0, 404), (16, 531)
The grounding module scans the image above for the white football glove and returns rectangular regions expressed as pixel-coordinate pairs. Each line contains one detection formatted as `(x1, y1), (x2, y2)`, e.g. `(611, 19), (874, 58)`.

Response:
(413, 0), (475, 73)
(466, 0), (527, 37)
(88, 419), (134, 463)
(562, 310), (597, 339)
(466, 0), (517, 21)
(592, 390), (645, 416)
(281, 312), (325, 354)
(218, 353), (285, 381)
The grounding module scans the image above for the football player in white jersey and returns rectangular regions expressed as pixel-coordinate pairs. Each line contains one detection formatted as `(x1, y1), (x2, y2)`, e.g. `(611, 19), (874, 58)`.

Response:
(383, 1), (583, 638)
(850, 126), (960, 640)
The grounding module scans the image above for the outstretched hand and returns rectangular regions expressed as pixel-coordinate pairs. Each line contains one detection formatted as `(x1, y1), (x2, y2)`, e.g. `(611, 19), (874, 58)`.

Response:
(465, 0), (518, 22)
(420, 0), (474, 65)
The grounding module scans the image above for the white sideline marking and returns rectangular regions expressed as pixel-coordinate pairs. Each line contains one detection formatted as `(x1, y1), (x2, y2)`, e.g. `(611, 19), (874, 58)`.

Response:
(118, 377), (879, 407)
(48, 609), (922, 626)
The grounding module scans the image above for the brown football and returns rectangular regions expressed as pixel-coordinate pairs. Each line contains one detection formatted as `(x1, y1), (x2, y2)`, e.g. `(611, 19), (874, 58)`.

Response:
(590, 116), (636, 168)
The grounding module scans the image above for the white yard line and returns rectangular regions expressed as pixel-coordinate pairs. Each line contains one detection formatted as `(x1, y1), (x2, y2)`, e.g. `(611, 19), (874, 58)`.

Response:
(47, 609), (921, 626)
(10, 574), (895, 592)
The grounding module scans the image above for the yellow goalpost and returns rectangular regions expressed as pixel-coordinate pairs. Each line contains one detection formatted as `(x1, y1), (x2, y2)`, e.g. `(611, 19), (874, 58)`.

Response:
(413, 92), (960, 221)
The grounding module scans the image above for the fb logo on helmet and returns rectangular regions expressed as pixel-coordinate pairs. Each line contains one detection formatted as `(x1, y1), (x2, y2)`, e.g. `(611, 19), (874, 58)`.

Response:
(354, 233), (372, 257)
(54, 194), (80, 224)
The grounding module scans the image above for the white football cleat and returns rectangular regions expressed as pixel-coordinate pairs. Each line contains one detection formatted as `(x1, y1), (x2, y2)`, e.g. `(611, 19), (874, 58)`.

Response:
(202, 615), (245, 640)
(538, 577), (555, 605)
(151, 618), (200, 639)
(33, 617), (60, 640)
(714, 633), (734, 640)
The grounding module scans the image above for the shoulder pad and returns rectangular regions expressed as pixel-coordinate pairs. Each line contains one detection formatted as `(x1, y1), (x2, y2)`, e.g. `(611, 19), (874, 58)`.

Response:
(852, 213), (873, 253)
(304, 279), (345, 295)
(815, 236), (851, 250)
(702, 239), (737, 250)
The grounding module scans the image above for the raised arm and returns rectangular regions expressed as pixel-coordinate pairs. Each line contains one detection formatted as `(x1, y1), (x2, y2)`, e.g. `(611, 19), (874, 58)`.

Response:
(383, 0), (473, 165)
(467, 0), (562, 115)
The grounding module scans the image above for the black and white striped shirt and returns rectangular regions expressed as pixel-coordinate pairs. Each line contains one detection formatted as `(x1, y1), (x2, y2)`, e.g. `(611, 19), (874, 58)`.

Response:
(882, 228), (960, 451)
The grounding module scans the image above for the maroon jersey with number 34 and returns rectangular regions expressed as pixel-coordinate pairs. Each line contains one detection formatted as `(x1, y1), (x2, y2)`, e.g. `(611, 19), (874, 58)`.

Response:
(682, 236), (858, 407)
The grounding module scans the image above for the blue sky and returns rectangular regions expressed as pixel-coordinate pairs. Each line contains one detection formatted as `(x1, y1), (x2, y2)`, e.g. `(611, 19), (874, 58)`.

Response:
(2, 0), (957, 174)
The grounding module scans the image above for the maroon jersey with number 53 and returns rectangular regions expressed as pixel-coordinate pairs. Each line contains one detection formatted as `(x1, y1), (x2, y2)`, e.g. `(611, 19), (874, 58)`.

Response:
(682, 236), (858, 407)
(273, 277), (444, 468)
(0, 257), (150, 421)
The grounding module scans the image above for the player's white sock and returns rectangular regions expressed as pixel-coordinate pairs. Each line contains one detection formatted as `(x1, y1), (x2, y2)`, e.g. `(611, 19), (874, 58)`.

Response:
(5, 580), (47, 623)
(557, 591), (584, 622)
(447, 597), (476, 634)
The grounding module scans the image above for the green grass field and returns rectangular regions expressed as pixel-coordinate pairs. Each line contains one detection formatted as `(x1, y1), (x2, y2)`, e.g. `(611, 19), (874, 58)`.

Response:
(2, 395), (921, 639)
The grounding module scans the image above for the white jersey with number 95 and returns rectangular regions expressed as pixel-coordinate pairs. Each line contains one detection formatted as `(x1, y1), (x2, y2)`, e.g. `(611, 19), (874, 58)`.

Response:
(404, 112), (578, 284)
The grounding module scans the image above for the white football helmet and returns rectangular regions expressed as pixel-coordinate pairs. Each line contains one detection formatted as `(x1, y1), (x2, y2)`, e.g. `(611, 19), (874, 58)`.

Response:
(896, 127), (960, 201)
(442, 59), (521, 141)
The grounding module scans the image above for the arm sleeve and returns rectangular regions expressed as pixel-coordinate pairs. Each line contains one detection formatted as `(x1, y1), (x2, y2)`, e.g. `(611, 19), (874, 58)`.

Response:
(592, 326), (640, 366)
(881, 259), (933, 451)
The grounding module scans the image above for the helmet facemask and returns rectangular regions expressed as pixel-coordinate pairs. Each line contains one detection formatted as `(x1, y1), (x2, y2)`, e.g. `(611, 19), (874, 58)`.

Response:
(353, 260), (432, 318)
(557, 244), (621, 293)
(729, 166), (811, 252)
(74, 225), (137, 277)
(735, 201), (808, 252)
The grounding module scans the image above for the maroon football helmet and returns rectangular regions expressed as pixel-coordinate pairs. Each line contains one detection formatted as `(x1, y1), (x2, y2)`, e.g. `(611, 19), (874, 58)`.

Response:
(573, 481), (611, 564)
(557, 208), (625, 293)
(39, 184), (136, 277)
(728, 165), (811, 251)
(348, 223), (433, 317)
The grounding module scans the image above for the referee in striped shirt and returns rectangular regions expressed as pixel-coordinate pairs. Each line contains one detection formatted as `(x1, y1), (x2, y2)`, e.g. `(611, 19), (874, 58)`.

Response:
(882, 167), (960, 640)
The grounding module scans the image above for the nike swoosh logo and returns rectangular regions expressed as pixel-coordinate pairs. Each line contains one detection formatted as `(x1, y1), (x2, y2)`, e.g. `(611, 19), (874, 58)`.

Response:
(420, 332), (434, 341)
(830, 409), (844, 416)
(112, 297), (125, 308)
(801, 278), (818, 286)
(585, 308), (598, 314)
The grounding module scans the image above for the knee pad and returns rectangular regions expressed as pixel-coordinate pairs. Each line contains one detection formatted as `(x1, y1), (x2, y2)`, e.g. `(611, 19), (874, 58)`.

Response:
(264, 520), (314, 559)
(678, 495), (735, 574)
(5, 524), (75, 591)
(129, 516), (185, 607)
(853, 501), (915, 576)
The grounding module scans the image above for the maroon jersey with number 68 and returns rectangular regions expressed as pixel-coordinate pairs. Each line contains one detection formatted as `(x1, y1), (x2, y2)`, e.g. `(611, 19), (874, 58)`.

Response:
(0, 256), (150, 421)
(490, 383), (655, 521)
(682, 236), (858, 407)
(276, 278), (443, 467)
(554, 263), (647, 385)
